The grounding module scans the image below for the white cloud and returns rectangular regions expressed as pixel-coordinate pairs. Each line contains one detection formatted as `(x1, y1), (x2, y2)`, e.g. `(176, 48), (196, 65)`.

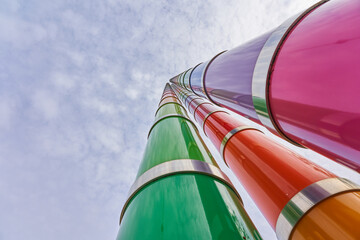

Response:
(31, 90), (60, 120)
(0, 1), (349, 240)
(0, 14), (47, 49)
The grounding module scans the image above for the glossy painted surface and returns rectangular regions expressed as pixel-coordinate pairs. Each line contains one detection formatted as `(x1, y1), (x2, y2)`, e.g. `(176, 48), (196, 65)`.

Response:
(290, 191), (360, 240)
(204, 32), (271, 123)
(190, 62), (207, 98)
(163, 83), (173, 93)
(169, 75), (178, 84)
(118, 174), (262, 240)
(194, 103), (220, 124)
(188, 63), (201, 92)
(138, 117), (215, 176)
(204, 112), (242, 150)
(269, 0), (360, 171)
(183, 68), (192, 90)
(158, 96), (181, 107)
(184, 95), (200, 108)
(160, 93), (177, 101)
(189, 98), (207, 115)
(223, 130), (335, 228)
(276, 177), (360, 240)
(155, 103), (189, 121)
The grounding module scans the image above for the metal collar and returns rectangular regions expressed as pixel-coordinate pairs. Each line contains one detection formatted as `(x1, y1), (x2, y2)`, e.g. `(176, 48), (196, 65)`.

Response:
(276, 177), (360, 240)
(186, 97), (203, 109)
(192, 102), (212, 119)
(147, 114), (198, 138)
(189, 62), (202, 94)
(251, 1), (328, 147)
(201, 50), (227, 104)
(184, 94), (199, 108)
(160, 94), (178, 103)
(119, 159), (243, 224)
(202, 110), (229, 136)
(220, 126), (263, 163)
(155, 102), (186, 117)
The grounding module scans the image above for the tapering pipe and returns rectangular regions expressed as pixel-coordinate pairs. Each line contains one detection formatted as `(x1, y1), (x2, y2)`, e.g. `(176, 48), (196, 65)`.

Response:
(171, 85), (360, 240)
(117, 83), (262, 240)
(170, 0), (360, 172)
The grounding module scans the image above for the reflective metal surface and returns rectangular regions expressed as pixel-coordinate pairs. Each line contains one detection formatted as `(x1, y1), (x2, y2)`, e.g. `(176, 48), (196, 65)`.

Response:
(184, 94), (199, 108)
(189, 62), (207, 98)
(269, 0), (360, 171)
(188, 98), (207, 115)
(220, 126), (262, 160)
(155, 102), (188, 120)
(204, 33), (271, 123)
(188, 63), (202, 93)
(120, 159), (243, 222)
(202, 110), (228, 135)
(155, 102), (186, 116)
(148, 114), (195, 138)
(252, 1), (328, 146)
(276, 178), (360, 240)
(118, 174), (262, 240)
(290, 191), (360, 240)
(252, 13), (303, 133)
(183, 68), (192, 90)
(193, 102), (213, 119)
(223, 129), (335, 228)
(194, 102), (221, 125)
(202, 51), (226, 104)
(158, 96), (180, 106)
(160, 94), (178, 102)
(185, 96), (202, 109)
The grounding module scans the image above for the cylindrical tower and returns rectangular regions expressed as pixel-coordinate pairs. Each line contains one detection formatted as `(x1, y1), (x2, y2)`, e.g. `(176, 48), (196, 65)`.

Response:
(171, 85), (360, 240)
(170, 0), (360, 171)
(117, 84), (262, 240)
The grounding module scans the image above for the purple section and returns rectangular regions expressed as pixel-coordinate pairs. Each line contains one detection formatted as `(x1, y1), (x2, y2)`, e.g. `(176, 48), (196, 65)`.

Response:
(204, 32), (272, 122)
(183, 68), (192, 90)
(190, 62), (207, 98)
(270, 0), (360, 171)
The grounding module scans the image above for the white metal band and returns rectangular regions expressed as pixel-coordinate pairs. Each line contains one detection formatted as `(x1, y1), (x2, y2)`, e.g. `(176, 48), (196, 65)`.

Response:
(202, 110), (229, 136)
(275, 177), (360, 240)
(201, 50), (227, 102)
(189, 62), (202, 94)
(252, 0), (328, 147)
(147, 114), (198, 138)
(192, 101), (212, 119)
(119, 159), (243, 224)
(155, 102), (186, 116)
(220, 126), (263, 163)
(160, 94), (178, 102)
(186, 96), (203, 109)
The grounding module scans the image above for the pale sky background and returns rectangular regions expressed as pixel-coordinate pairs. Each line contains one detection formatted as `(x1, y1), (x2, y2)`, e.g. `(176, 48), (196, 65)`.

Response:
(0, 0), (359, 239)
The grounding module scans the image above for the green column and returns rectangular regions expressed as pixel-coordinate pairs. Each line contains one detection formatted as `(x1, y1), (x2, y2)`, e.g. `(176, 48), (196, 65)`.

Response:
(117, 83), (262, 240)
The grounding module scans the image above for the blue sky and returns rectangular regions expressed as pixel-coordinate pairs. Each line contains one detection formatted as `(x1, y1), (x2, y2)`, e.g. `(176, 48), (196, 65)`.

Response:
(0, 0), (359, 239)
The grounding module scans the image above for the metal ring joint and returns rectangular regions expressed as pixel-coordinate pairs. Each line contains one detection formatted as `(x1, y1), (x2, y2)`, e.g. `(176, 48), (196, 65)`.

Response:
(119, 159), (243, 224)
(275, 177), (360, 240)
(251, 0), (328, 148)
(220, 126), (263, 164)
(148, 114), (198, 138)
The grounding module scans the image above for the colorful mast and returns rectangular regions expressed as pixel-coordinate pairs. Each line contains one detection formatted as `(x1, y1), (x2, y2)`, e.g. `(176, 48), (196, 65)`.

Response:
(171, 85), (360, 240)
(170, 0), (360, 171)
(117, 84), (262, 240)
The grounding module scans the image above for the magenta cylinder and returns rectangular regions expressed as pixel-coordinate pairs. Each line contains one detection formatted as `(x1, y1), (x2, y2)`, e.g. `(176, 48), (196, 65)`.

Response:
(269, 0), (360, 171)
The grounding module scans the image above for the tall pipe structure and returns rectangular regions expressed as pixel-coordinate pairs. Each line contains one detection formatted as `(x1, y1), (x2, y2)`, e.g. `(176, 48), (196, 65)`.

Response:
(117, 84), (262, 240)
(171, 85), (360, 240)
(170, 0), (360, 171)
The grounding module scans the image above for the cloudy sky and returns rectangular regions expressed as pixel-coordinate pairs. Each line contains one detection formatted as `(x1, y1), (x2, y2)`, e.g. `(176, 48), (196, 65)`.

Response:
(1, 0), (359, 239)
